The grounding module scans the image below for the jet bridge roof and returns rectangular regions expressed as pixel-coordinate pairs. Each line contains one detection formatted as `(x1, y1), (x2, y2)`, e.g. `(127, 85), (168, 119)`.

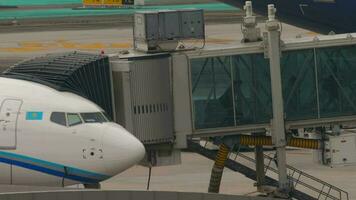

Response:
(1, 52), (114, 118)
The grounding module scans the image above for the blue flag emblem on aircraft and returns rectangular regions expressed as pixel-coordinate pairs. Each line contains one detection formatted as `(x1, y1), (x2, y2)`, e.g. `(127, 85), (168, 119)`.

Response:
(26, 112), (43, 120)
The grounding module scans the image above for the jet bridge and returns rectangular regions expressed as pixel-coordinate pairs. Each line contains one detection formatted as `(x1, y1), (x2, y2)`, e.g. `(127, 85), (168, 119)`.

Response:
(172, 34), (356, 140)
(167, 13), (356, 197)
(110, 31), (356, 197)
(111, 5), (356, 198)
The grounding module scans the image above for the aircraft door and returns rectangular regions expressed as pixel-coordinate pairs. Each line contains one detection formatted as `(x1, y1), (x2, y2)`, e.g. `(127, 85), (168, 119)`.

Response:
(0, 99), (22, 149)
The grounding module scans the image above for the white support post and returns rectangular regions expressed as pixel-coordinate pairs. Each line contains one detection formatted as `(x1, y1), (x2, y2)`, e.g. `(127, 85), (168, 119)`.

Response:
(265, 4), (290, 195)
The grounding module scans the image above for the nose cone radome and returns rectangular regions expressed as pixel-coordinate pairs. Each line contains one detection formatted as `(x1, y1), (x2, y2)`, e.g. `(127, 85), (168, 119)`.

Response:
(103, 124), (145, 176)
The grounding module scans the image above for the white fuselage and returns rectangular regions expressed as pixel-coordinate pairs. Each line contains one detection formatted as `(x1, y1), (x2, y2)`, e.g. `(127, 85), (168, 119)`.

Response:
(0, 77), (145, 186)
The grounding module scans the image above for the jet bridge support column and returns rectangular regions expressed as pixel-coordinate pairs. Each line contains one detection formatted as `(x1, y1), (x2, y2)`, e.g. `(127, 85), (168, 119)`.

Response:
(265, 4), (290, 196)
(254, 132), (266, 192)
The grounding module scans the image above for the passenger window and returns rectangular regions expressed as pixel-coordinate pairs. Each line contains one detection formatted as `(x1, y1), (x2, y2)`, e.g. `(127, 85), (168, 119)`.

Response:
(50, 112), (66, 126)
(67, 113), (82, 126)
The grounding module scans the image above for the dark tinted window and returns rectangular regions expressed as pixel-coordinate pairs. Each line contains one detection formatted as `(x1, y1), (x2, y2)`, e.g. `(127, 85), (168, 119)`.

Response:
(80, 112), (107, 123)
(67, 113), (82, 126)
(50, 112), (66, 126)
(102, 112), (112, 122)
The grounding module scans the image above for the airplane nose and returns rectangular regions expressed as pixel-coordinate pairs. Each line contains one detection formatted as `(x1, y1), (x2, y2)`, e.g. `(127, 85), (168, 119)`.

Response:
(102, 124), (145, 175)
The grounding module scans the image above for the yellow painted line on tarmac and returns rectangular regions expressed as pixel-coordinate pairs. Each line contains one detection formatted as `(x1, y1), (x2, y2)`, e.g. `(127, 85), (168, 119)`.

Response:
(0, 40), (132, 53)
(56, 40), (78, 49)
(0, 38), (235, 53)
(110, 43), (132, 48)
(77, 43), (107, 50)
(206, 38), (236, 44)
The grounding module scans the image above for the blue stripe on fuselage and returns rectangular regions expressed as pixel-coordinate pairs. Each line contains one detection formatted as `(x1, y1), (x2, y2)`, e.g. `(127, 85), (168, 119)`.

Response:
(0, 151), (110, 184)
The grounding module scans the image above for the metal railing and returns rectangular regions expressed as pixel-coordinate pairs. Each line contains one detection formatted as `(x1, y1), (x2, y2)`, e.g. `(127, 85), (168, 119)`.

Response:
(188, 140), (318, 199)
(230, 151), (349, 200)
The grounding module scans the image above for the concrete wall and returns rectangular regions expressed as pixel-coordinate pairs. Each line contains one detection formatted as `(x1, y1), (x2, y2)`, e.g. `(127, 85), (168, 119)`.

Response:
(0, 190), (276, 200)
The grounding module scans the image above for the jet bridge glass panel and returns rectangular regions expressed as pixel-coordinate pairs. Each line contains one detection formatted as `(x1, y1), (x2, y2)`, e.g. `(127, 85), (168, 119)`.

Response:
(190, 53), (272, 129)
(281, 49), (318, 121)
(316, 45), (356, 118)
(191, 56), (234, 129)
(231, 54), (272, 125)
(190, 44), (356, 130)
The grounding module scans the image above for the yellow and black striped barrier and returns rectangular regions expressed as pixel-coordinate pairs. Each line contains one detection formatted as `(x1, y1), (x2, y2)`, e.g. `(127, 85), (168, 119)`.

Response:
(239, 135), (320, 149)
(208, 144), (230, 193)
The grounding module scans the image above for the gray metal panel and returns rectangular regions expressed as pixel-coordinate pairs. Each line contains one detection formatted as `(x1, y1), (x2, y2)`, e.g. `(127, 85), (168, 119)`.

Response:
(112, 69), (134, 133)
(145, 13), (159, 41)
(134, 13), (145, 39)
(111, 56), (174, 144)
(134, 12), (159, 41)
(133, 10), (205, 52)
(171, 54), (194, 149)
(130, 57), (174, 144)
(179, 9), (205, 39)
(159, 11), (180, 40)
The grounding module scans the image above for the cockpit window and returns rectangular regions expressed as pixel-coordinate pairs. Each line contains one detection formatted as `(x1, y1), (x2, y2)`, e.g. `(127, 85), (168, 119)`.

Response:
(80, 112), (107, 123)
(50, 112), (66, 126)
(102, 112), (112, 122)
(67, 113), (82, 126)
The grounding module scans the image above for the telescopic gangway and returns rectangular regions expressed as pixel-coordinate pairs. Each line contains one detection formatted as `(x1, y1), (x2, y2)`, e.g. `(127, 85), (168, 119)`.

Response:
(111, 2), (356, 197)
(165, 2), (356, 198)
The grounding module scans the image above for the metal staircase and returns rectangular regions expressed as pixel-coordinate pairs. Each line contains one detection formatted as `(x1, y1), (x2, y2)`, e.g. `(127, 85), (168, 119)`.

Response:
(233, 152), (349, 200)
(187, 140), (349, 200)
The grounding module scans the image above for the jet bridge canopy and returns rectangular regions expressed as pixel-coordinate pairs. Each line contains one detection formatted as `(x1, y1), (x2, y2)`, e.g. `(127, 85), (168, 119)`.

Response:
(169, 33), (356, 138)
(1, 52), (114, 118)
(190, 45), (356, 130)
